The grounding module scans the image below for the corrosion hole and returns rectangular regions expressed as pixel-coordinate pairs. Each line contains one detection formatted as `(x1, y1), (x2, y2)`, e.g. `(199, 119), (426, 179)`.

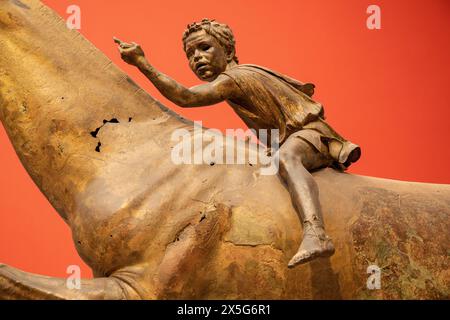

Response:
(90, 118), (121, 139)
(129, 117), (132, 122)
(200, 215), (206, 222)
(90, 128), (100, 138)
(77, 241), (82, 245)
(95, 142), (102, 152)
(210, 162), (215, 166)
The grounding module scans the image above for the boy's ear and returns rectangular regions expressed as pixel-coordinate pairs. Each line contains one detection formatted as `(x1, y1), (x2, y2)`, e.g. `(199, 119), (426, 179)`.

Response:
(226, 47), (236, 62)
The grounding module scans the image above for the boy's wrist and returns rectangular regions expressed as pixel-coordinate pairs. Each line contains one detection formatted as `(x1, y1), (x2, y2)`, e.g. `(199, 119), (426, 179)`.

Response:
(135, 56), (149, 70)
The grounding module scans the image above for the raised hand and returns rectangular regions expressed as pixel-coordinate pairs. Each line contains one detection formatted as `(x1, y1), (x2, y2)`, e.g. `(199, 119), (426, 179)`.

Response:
(113, 37), (146, 67)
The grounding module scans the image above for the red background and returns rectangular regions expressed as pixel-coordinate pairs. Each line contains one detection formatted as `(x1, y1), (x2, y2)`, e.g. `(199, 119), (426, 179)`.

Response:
(1, 0), (449, 279)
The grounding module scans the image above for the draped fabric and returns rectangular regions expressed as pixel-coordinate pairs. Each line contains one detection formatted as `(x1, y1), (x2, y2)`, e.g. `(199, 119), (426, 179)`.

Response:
(223, 64), (360, 169)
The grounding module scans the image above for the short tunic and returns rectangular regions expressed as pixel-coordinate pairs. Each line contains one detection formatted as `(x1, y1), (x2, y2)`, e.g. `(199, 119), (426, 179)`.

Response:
(222, 64), (361, 169)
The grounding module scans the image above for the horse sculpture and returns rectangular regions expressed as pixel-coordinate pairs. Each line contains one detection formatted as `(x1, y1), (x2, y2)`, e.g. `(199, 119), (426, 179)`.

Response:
(0, 0), (449, 299)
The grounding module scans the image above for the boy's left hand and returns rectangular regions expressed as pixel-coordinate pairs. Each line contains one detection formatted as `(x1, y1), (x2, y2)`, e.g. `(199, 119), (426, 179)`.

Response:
(114, 37), (147, 67)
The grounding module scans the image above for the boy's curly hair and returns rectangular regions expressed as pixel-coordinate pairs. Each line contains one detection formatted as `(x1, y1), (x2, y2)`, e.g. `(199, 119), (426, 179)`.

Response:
(182, 18), (239, 64)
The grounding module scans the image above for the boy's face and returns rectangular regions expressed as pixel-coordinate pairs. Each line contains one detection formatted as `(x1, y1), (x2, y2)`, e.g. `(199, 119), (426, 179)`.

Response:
(184, 30), (229, 82)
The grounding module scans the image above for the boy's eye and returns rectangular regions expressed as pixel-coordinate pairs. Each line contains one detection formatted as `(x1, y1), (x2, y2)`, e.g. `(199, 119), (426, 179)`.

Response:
(201, 44), (211, 51)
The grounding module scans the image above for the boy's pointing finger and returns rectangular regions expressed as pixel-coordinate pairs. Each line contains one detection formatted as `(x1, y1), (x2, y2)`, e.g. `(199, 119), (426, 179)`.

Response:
(113, 37), (134, 48)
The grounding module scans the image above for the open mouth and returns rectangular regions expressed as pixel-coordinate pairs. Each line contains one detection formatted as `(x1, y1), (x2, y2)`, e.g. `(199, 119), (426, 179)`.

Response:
(196, 62), (209, 72)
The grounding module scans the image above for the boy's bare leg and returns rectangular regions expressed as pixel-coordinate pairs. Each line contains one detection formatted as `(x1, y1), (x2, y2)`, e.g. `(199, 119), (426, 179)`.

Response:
(278, 137), (335, 267)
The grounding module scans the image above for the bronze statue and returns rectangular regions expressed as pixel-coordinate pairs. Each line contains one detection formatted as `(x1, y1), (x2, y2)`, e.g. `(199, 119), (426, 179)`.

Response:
(0, 1), (448, 300)
(114, 18), (361, 267)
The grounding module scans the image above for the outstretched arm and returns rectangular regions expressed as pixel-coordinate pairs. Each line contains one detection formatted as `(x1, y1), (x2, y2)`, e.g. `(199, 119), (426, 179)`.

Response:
(114, 38), (238, 108)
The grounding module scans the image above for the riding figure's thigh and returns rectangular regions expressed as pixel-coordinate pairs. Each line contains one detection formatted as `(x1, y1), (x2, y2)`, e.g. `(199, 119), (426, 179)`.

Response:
(279, 134), (333, 172)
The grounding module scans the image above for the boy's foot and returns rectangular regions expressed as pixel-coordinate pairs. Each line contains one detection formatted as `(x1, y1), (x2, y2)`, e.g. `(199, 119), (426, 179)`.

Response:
(287, 226), (335, 268)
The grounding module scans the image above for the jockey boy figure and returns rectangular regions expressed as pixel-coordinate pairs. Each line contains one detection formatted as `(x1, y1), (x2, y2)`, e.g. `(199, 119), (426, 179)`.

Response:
(114, 18), (361, 267)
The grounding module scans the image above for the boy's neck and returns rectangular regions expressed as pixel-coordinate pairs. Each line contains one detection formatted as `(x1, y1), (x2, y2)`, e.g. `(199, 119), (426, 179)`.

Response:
(225, 60), (238, 71)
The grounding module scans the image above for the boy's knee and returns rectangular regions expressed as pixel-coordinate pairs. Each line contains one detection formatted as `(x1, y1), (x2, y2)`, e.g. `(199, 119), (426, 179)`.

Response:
(279, 138), (309, 164)
(280, 136), (326, 171)
(279, 150), (303, 169)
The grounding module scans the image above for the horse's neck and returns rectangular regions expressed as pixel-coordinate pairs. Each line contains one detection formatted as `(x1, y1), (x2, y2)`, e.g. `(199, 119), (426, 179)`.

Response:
(0, 0), (186, 220)
(0, 0), (182, 124)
